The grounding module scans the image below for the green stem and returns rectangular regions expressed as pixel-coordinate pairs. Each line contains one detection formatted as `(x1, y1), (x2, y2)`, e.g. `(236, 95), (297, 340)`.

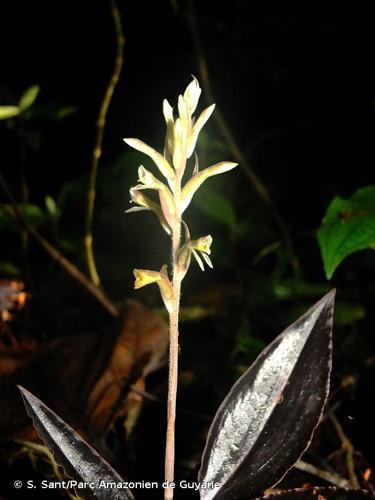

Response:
(84, 0), (125, 286)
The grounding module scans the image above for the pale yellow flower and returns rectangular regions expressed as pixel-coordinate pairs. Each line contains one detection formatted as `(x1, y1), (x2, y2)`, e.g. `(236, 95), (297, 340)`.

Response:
(183, 76), (201, 115)
(126, 187), (171, 235)
(133, 267), (174, 313)
(191, 235), (213, 271)
(177, 233), (213, 273)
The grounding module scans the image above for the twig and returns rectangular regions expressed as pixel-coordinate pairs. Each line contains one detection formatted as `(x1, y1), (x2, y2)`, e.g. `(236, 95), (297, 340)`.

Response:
(295, 459), (350, 488)
(329, 413), (360, 488)
(0, 172), (118, 318)
(84, 0), (125, 286)
(186, 0), (300, 275)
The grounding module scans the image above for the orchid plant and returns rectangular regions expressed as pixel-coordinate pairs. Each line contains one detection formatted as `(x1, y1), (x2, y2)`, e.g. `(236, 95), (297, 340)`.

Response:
(123, 77), (237, 500)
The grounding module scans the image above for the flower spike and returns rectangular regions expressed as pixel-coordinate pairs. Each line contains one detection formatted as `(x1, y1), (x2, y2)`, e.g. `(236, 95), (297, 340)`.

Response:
(125, 78), (238, 497)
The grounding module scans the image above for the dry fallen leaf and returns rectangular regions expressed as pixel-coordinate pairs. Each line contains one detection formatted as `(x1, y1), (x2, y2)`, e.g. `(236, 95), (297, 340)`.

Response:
(87, 299), (169, 436)
(0, 299), (169, 451)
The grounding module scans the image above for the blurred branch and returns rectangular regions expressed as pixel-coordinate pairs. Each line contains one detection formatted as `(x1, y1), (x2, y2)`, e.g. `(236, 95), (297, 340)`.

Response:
(330, 413), (360, 488)
(84, 0), (125, 286)
(295, 459), (350, 488)
(186, 0), (300, 275)
(0, 172), (118, 318)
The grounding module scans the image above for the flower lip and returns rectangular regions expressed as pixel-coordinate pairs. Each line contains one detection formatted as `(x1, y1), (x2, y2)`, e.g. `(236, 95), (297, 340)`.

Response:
(192, 235), (213, 255)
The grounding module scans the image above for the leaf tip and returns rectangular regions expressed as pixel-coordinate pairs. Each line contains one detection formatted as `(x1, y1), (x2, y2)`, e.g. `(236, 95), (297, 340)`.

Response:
(17, 384), (31, 401)
(321, 288), (336, 309)
(17, 385), (38, 419)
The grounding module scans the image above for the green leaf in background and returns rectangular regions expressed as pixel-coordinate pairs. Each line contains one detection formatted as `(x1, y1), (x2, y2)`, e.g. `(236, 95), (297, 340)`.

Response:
(273, 279), (330, 300)
(26, 103), (76, 121)
(45, 195), (60, 220)
(0, 261), (20, 277)
(334, 301), (366, 326)
(0, 203), (46, 231)
(289, 300), (365, 327)
(195, 186), (236, 227)
(317, 185), (375, 279)
(18, 85), (40, 111)
(233, 318), (266, 368)
(0, 105), (20, 120)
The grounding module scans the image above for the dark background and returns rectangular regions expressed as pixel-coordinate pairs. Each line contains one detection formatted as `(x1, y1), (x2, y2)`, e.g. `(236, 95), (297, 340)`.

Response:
(1, 1), (375, 499)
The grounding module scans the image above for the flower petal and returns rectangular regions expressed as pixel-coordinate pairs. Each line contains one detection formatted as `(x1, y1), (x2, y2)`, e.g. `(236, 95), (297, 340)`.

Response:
(138, 165), (165, 190)
(125, 206), (149, 213)
(127, 187), (171, 234)
(177, 244), (192, 278)
(159, 188), (177, 228)
(172, 117), (187, 173)
(124, 138), (175, 182)
(133, 269), (161, 289)
(183, 76), (201, 115)
(163, 99), (174, 154)
(135, 166), (177, 228)
(178, 95), (190, 136)
(163, 99), (174, 123)
(181, 161), (238, 212)
(201, 252), (213, 269)
(192, 235), (213, 254)
(133, 267), (174, 313)
(160, 264), (169, 277)
(192, 248), (205, 271)
(186, 103), (215, 158)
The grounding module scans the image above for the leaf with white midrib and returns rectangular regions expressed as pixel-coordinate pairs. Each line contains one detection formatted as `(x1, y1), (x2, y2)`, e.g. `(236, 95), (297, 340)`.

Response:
(19, 387), (134, 500)
(199, 291), (335, 500)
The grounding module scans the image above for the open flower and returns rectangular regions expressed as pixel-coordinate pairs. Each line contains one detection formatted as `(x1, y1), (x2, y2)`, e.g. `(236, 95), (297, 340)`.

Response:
(178, 232), (213, 274)
(126, 186), (171, 235)
(190, 235), (213, 271)
(133, 266), (174, 313)
(136, 166), (177, 227)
